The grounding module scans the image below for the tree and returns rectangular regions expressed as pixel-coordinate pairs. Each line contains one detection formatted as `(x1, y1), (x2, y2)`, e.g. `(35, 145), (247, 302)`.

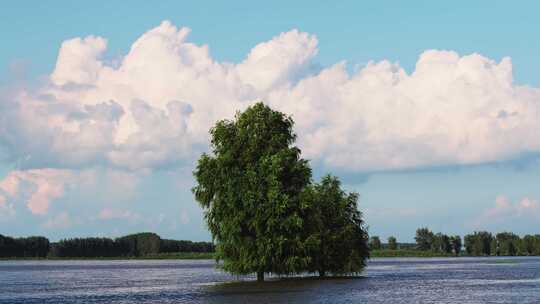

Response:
(415, 228), (434, 251)
(116, 233), (161, 257)
(0, 235), (50, 258)
(369, 236), (382, 250)
(495, 232), (520, 256)
(387, 236), (397, 250)
(193, 103), (312, 281)
(450, 235), (462, 256)
(303, 175), (369, 277)
(432, 233), (452, 254)
(464, 231), (493, 256)
(522, 235), (536, 255)
(490, 238), (498, 256)
(161, 239), (214, 253)
(52, 237), (122, 257)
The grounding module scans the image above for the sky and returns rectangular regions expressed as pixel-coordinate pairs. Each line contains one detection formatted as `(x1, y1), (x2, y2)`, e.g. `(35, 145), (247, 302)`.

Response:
(1, 1), (540, 242)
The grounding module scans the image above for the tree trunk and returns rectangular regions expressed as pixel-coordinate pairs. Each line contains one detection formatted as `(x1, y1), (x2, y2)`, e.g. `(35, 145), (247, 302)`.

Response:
(257, 271), (264, 282)
(319, 270), (326, 278)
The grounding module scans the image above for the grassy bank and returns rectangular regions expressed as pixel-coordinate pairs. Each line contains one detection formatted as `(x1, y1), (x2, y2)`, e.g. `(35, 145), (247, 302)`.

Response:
(370, 249), (456, 258)
(0, 252), (215, 261)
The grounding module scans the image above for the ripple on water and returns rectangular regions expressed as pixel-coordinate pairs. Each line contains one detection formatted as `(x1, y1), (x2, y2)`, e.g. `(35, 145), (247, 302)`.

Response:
(0, 257), (539, 303)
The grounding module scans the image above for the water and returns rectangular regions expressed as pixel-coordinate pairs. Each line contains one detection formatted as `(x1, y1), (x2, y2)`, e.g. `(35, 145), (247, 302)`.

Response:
(0, 257), (539, 303)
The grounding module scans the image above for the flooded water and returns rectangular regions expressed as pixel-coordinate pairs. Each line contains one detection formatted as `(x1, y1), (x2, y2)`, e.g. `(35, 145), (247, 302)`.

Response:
(0, 257), (539, 303)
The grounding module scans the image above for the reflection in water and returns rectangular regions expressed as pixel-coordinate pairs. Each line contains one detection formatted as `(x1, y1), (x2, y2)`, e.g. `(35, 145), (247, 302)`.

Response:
(0, 257), (539, 303)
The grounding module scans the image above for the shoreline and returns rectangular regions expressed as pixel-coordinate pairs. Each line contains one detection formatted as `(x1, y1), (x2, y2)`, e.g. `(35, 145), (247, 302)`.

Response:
(1, 251), (534, 261)
(0, 252), (215, 261)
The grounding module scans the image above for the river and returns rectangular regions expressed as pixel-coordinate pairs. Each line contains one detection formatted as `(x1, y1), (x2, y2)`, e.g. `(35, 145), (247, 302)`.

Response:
(0, 257), (539, 303)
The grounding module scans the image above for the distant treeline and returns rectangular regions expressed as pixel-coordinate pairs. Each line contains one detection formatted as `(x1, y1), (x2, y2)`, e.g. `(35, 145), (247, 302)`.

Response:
(0, 235), (50, 258)
(0, 233), (214, 258)
(370, 228), (540, 256)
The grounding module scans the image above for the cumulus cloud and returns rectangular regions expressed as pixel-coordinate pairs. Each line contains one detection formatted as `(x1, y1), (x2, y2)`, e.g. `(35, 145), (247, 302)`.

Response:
(2, 20), (540, 175)
(0, 169), (95, 214)
(473, 195), (540, 228)
(487, 195), (540, 218)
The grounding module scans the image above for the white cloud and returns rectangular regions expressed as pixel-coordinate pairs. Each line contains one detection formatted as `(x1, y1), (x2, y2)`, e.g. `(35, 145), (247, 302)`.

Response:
(2, 20), (540, 175)
(487, 195), (540, 218)
(51, 36), (108, 86)
(473, 195), (540, 228)
(0, 169), (95, 215)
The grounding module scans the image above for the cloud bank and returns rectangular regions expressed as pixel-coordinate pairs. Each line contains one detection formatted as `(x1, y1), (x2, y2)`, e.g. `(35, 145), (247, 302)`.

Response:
(2, 20), (539, 174)
(2, 20), (540, 221)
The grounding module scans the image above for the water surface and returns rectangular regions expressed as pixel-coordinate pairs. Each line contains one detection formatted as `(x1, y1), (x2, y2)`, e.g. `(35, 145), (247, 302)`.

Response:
(0, 257), (539, 303)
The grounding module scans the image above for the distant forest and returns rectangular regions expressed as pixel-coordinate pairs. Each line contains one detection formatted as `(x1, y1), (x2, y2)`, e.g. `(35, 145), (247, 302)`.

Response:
(3, 228), (540, 259)
(0, 232), (214, 258)
(370, 228), (540, 256)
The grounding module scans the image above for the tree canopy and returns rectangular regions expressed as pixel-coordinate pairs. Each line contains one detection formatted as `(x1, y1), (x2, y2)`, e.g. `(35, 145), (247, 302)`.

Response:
(304, 175), (369, 277)
(387, 236), (398, 250)
(415, 228), (434, 251)
(369, 236), (382, 250)
(193, 103), (313, 281)
(0, 232), (214, 258)
(193, 102), (370, 281)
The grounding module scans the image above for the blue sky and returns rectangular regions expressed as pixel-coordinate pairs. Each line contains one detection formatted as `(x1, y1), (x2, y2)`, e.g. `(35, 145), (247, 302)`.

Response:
(1, 1), (540, 242)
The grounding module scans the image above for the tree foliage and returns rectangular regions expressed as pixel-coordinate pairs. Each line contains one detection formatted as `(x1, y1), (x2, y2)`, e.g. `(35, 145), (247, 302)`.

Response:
(494, 232), (521, 256)
(369, 236), (382, 250)
(115, 232), (161, 256)
(193, 103), (369, 280)
(450, 235), (462, 256)
(0, 235), (49, 258)
(464, 231), (493, 256)
(51, 237), (123, 257)
(160, 239), (214, 253)
(433, 233), (452, 254)
(0, 232), (214, 258)
(387, 236), (398, 250)
(193, 103), (313, 280)
(304, 175), (369, 276)
(414, 229), (459, 255)
(415, 228), (434, 251)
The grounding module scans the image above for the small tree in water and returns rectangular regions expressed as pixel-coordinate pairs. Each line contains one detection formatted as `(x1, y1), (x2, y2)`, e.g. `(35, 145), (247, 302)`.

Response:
(193, 103), (312, 281)
(304, 175), (370, 277)
(193, 103), (370, 281)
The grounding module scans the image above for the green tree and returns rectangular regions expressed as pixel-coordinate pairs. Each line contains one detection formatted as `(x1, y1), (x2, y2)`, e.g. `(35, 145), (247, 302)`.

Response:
(433, 233), (452, 254)
(464, 234), (474, 255)
(495, 232), (520, 256)
(387, 236), (397, 250)
(303, 175), (369, 277)
(464, 231), (493, 256)
(369, 236), (382, 250)
(490, 238), (498, 256)
(193, 103), (312, 281)
(116, 233), (161, 257)
(535, 235), (540, 255)
(0, 235), (50, 258)
(450, 235), (461, 256)
(415, 228), (434, 251)
(522, 235), (536, 255)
